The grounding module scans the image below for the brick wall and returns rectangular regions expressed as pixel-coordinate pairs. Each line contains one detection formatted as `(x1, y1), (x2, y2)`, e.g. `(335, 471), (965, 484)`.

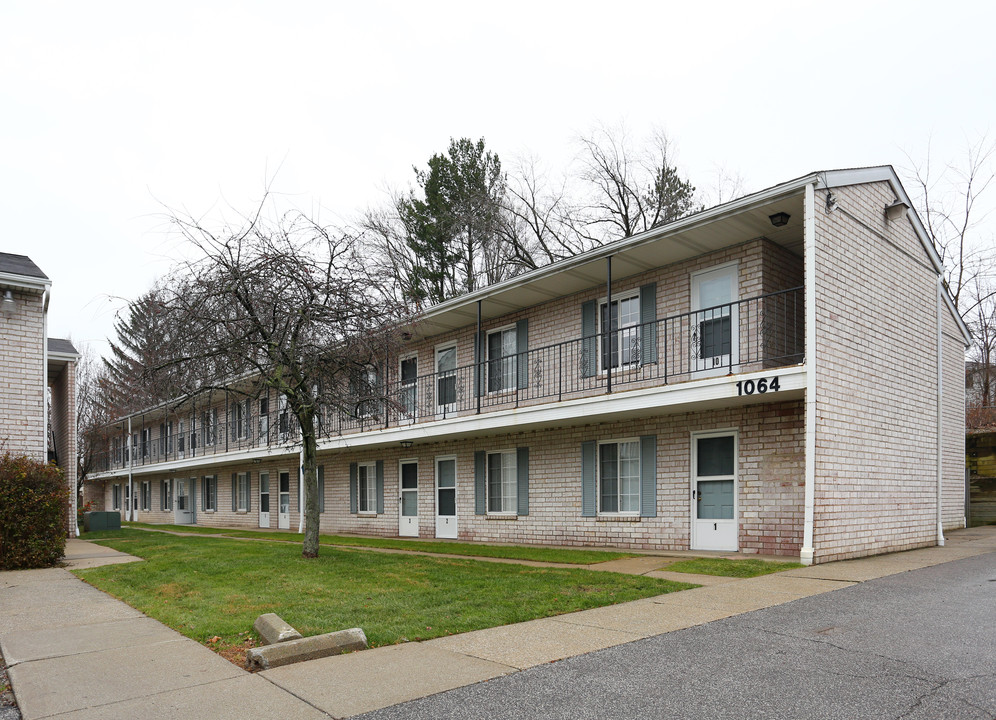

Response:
(50, 359), (77, 533)
(0, 289), (45, 458)
(105, 400), (805, 556)
(812, 181), (960, 562)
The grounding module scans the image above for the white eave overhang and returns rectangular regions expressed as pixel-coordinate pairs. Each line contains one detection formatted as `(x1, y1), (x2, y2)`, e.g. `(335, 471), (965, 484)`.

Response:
(0, 270), (51, 294)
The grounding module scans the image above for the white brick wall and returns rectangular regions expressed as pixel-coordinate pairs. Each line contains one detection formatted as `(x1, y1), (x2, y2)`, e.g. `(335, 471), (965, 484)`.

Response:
(0, 289), (45, 458)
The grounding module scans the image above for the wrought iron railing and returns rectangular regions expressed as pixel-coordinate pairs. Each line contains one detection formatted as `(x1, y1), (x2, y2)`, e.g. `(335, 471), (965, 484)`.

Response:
(91, 287), (803, 474)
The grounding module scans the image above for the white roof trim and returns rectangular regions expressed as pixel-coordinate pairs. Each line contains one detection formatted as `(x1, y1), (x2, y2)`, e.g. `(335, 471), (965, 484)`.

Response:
(0, 270), (51, 293)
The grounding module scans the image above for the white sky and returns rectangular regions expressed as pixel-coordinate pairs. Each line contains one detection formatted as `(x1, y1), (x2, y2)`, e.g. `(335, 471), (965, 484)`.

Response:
(2, 0), (994, 357)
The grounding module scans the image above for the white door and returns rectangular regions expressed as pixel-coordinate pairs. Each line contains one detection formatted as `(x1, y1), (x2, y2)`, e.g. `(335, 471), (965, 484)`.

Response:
(399, 460), (418, 537)
(278, 471), (290, 529)
(259, 472), (271, 528)
(435, 456), (457, 538)
(692, 264), (739, 374)
(691, 432), (738, 551)
(174, 478), (195, 525)
(400, 355), (418, 423)
(435, 345), (457, 417)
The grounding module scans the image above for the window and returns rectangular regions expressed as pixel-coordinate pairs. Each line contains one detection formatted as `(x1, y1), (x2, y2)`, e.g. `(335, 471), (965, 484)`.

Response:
(358, 462), (376, 513)
(236, 472), (249, 512)
(600, 292), (641, 371)
(161, 480), (172, 511)
(141, 481), (151, 512)
(354, 365), (380, 418)
(202, 475), (217, 511)
(177, 421), (185, 456)
(201, 408), (218, 446)
(599, 439), (641, 514)
(140, 428), (151, 458)
(277, 395), (290, 440)
(112, 484), (121, 510)
(399, 355), (417, 419)
(234, 399), (250, 440)
(487, 327), (517, 393)
(487, 450), (517, 514)
(259, 397), (270, 440)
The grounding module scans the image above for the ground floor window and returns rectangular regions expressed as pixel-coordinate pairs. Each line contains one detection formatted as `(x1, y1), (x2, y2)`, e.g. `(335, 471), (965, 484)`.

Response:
(487, 450), (517, 514)
(141, 481), (151, 511)
(112, 483), (121, 510)
(358, 462), (376, 513)
(202, 475), (217, 511)
(161, 480), (172, 511)
(236, 472), (249, 512)
(599, 439), (640, 513)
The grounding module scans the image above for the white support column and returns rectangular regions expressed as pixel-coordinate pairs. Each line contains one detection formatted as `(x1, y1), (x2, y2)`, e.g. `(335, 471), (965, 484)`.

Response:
(936, 276), (945, 546)
(800, 182), (818, 565)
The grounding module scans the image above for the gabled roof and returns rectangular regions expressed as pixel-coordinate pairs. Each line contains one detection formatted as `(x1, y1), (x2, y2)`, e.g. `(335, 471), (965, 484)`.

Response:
(0, 252), (51, 293)
(48, 337), (79, 357)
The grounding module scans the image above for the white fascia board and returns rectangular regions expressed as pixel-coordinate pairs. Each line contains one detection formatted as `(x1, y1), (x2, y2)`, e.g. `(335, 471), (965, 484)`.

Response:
(87, 444), (300, 480)
(0, 271), (51, 293)
(319, 366), (806, 453)
(48, 350), (80, 363)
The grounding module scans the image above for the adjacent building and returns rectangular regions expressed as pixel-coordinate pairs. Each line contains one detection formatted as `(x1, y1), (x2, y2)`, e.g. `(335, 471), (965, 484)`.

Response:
(85, 167), (970, 564)
(0, 253), (79, 534)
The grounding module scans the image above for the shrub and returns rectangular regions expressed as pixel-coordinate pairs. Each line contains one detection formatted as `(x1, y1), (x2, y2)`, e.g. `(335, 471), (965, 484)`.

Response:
(0, 453), (70, 570)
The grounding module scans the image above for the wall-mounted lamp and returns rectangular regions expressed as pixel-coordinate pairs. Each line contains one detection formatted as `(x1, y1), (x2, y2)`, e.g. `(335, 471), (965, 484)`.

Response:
(884, 199), (910, 222)
(400, 441), (413, 449)
(1, 290), (15, 316)
(768, 212), (791, 228)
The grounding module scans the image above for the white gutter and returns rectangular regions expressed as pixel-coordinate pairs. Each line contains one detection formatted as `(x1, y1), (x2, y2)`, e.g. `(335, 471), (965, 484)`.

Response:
(800, 182), (818, 565)
(936, 276), (945, 546)
(42, 289), (49, 461)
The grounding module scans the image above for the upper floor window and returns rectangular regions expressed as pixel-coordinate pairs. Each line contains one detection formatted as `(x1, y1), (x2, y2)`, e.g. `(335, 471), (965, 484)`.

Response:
(201, 408), (218, 446)
(600, 292), (641, 371)
(487, 327), (517, 393)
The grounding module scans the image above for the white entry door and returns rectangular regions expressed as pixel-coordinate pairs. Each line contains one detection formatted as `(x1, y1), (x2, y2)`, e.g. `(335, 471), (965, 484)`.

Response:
(278, 471), (290, 529)
(435, 345), (457, 417)
(399, 460), (418, 537)
(259, 472), (271, 528)
(691, 264), (739, 375)
(435, 456), (457, 538)
(174, 477), (195, 525)
(691, 432), (738, 551)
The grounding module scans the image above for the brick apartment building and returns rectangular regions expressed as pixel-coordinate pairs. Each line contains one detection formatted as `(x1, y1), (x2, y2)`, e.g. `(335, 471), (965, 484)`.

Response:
(85, 167), (970, 564)
(0, 253), (79, 534)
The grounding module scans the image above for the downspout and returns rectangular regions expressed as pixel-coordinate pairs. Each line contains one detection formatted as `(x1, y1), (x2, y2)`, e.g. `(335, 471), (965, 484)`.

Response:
(936, 276), (945, 546)
(800, 182), (817, 565)
(606, 256), (613, 394)
(42, 289), (49, 460)
(476, 300), (482, 414)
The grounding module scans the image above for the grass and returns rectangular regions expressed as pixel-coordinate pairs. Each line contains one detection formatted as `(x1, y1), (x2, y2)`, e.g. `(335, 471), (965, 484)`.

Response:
(120, 522), (635, 564)
(664, 557), (804, 578)
(76, 530), (696, 663)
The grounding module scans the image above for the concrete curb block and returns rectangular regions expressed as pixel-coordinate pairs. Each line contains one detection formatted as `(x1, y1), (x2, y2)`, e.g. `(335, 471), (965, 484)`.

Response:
(247, 628), (368, 670)
(254, 613), (303, 645)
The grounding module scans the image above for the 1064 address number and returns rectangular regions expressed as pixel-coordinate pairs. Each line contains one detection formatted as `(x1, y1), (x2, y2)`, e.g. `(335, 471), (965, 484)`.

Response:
(736, 377), (781, 396)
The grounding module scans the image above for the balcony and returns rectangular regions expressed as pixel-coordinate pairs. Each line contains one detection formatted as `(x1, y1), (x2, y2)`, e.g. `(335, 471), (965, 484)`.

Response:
(91, 287), (804, 475)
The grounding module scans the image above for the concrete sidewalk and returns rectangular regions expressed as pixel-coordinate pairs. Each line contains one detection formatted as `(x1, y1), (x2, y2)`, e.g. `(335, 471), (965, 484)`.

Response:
(2, 528), (994, 719)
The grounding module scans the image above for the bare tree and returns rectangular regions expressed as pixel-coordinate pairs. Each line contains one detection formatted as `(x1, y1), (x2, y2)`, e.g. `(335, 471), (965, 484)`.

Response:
(568, 123), (698, 244)
(151, 200), (410, 558)
(75, 342), (112, 494)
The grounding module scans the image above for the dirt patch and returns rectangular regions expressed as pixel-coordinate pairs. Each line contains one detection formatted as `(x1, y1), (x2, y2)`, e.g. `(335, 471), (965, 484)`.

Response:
(0, 648), (19, 716)
(211, 633), (259, 670)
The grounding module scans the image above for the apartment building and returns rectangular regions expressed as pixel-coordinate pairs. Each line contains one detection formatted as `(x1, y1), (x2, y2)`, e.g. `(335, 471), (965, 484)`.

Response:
(85, 167), (970, 564)
(0, 252), (79, 534)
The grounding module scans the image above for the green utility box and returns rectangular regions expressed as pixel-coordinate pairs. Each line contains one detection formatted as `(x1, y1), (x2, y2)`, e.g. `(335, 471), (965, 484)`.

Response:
(83, 511), (121, 532)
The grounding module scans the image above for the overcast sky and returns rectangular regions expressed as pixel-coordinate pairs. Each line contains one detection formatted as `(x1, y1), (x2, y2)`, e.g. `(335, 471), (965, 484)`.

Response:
(2, 0), (994, 358)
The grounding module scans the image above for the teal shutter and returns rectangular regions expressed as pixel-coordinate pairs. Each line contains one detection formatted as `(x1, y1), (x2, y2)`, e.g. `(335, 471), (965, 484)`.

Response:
(376, 460), (385, 514)
(231, 473), (237, 511)
(516, 320), (529, 389)
(246, 472), (251, 512)
(581, 441), (596, 517)
(581, 301), (597, 378)
(349, 463), (358, 514)
(640, 283), (657, 364)
(318, 466), (325, 513)
(474, 451), (486, 514)
(516, 446), (529, 516)
(640, 435), (657, 517)
(160, 480), (166, 511)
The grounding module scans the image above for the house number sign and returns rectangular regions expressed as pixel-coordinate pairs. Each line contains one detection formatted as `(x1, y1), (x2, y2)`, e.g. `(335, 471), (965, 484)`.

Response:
(736, 377), (781, 396)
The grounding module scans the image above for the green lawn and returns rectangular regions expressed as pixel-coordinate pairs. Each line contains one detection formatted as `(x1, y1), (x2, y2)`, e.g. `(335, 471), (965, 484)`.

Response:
(664, 557), (804, 578)
(76, 530), (695, 661)
(121, 522), (635, 564)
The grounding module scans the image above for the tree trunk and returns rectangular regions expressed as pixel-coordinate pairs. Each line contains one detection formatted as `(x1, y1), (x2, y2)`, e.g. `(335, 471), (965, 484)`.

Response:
(298, 411), (320, 558)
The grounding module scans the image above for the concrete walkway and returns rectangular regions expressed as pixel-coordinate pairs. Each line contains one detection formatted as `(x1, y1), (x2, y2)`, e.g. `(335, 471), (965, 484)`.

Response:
(2, 527), (994, 719)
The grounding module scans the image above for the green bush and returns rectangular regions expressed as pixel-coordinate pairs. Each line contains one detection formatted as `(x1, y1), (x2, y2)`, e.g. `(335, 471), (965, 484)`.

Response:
(0, 453), (70, 570)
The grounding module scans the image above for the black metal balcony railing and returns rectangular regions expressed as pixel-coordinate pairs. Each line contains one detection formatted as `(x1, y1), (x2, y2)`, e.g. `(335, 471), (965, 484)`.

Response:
(90, 287), (804, 474)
